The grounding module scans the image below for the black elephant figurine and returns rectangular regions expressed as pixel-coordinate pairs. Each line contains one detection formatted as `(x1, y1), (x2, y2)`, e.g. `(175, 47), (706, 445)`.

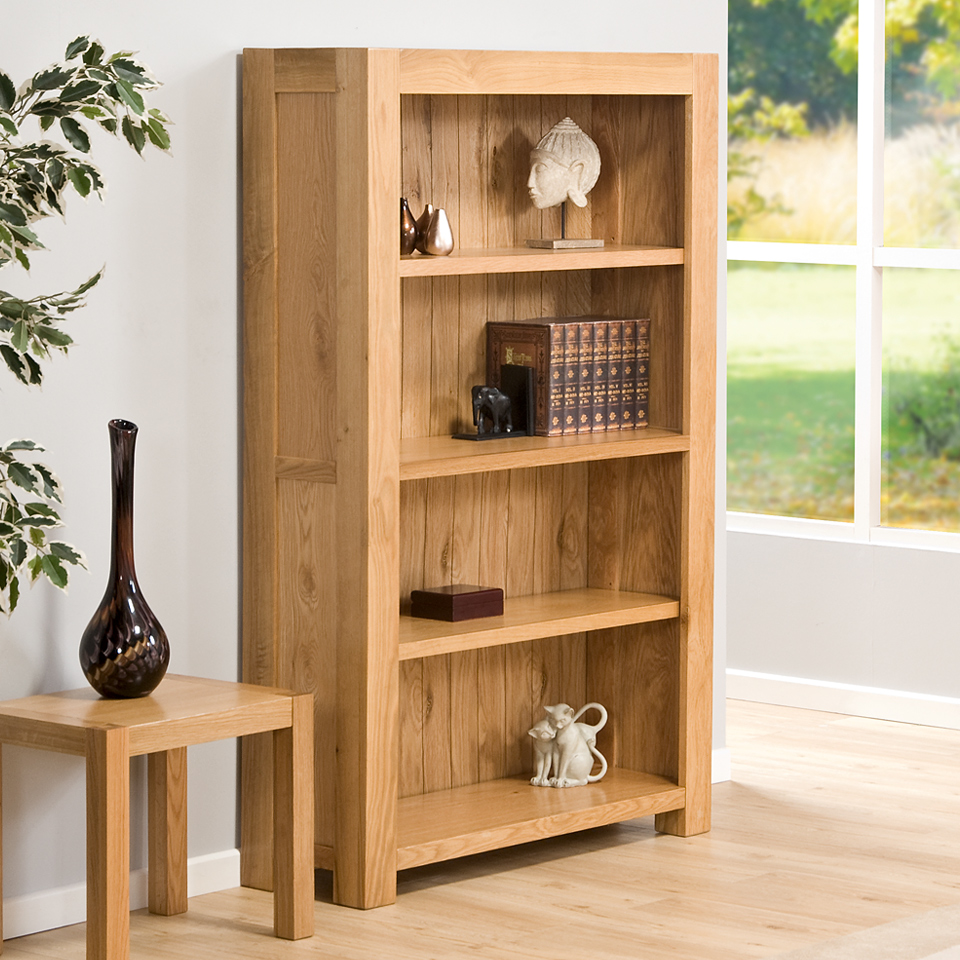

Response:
(472, 385), (513, 436)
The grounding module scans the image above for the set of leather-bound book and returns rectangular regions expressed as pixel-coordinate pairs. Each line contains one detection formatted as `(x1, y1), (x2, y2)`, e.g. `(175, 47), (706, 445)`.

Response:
(486, 316), (650, 437)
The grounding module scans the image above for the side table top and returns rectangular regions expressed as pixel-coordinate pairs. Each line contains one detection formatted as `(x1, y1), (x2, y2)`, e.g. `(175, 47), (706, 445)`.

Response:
(0, 674), (303, 757)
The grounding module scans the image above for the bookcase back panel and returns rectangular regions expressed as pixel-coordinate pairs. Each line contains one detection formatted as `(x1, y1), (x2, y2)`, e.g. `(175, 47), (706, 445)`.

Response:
(397, 620), (678, 797)
(275, 93), (338, 463)
(591, 265), (685, 432)
(400, 93), (684, 249)
(401, 272), (597, 439)
(399, 464), (589, 603)
(275, 477), (339, 847)
(591, 96), (685, 247)
(399, 634), (589, 797)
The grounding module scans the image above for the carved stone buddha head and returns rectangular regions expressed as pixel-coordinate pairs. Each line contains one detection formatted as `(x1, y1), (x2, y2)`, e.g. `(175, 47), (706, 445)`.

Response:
(527, 117), (601, 210)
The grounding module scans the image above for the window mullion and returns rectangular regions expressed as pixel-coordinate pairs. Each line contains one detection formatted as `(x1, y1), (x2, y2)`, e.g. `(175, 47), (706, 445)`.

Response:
(853, 0), (886, 538)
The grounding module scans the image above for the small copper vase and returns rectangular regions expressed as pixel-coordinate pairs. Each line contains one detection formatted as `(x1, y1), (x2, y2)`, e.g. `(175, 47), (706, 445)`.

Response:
(401, 197), (418, 255)
(79, 419), (169, 698)
(414, 203), (434, 253)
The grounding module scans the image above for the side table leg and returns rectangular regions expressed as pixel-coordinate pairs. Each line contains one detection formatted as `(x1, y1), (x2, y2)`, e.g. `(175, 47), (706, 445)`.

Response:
(1, 743), (5, 955)
(148, 748), (188, 915)
(86, 727), (130, 960)
(273, 694), (314, 940)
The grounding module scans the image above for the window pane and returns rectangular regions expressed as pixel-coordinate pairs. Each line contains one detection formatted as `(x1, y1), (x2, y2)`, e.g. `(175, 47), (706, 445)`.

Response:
(728, 264), (855, 521)
(728, 0), (857, 243)
(882, 269), (960, 531)
(885, 2), (960, 247)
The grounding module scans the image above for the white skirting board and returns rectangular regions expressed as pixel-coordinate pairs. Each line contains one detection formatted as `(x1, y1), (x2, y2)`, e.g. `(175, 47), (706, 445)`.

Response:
(2, 848), (240, 942)
(712, 746), (732, 784)
(728, 669), (960, 730)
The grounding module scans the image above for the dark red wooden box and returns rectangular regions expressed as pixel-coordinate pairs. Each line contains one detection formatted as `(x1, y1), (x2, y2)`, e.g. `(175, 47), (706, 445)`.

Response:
(410, 584), (504, 622)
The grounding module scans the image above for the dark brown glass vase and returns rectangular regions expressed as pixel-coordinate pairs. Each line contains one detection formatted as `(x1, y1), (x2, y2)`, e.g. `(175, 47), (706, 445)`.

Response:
(79, 419), (169, 698)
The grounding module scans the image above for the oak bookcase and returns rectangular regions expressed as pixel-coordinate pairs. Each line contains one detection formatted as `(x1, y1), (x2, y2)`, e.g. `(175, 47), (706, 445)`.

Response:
(240, 47), (718, 909)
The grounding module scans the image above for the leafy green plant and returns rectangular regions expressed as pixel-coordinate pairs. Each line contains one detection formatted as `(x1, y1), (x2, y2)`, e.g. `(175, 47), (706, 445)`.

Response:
(727, 87), (809, 236)
(891, 335), (960, 461)
(0, 36), (171, 614)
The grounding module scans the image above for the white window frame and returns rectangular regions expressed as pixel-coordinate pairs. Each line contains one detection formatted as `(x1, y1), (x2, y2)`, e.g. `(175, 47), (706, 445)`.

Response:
(727, 0), (960, 553)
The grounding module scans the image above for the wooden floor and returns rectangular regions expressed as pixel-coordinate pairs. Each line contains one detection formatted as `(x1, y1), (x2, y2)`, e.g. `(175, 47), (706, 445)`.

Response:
(5, 699), (960, 960)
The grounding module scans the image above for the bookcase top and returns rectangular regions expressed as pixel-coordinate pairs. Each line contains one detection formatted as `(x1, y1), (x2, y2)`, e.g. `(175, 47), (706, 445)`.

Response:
(250, 47), (717, 97)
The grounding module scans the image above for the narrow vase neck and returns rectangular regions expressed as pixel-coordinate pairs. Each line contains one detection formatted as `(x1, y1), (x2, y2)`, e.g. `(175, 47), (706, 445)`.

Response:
(108, 419), (138, 584)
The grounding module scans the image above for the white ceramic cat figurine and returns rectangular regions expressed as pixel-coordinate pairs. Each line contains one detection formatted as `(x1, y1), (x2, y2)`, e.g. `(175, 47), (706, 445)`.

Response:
(542, 702), (608, 787)
(528, 718), (558, 786)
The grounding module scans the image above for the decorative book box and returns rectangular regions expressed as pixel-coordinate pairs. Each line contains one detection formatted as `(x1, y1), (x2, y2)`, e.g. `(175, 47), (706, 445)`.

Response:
(411, 585), (505, 621)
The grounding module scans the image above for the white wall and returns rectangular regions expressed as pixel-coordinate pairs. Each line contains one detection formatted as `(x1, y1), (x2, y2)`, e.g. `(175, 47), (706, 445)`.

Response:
(1, 0), (727, 935)
(727, 532), (960, 726)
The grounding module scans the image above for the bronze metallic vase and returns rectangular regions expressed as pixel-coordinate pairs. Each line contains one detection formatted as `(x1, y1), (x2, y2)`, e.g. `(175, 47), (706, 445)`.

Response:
(414, 203), (434, 253)
(79, 419), (169, 698)
(401, 197), (418, 255)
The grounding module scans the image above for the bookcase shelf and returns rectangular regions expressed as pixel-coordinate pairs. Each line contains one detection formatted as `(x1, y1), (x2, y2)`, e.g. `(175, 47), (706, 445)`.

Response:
(400, 588), (680, 660)
(399, 428), (689, 480)
(399, 243), (684, 277)
(396, 769), (685, 870)
(242, 47), (717, 910)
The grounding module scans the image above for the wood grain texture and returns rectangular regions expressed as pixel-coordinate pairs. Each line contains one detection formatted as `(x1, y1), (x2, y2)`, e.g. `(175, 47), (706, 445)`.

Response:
(399, 50), (695, 95)
(274, 456), (337, 483)
(276, 479), (337, 850)
(240, 47), (279, 893)
(398, 658), (425, 798)
(274, 48), (336, 92)
(0, 677), (296, 743)
(397, 769), (683, 869)
(400, 429), (690, 479)
(276, 93), (337, 463)
(399, 589), (679, 659)
(86, 727), (130, 960)
(659, 53), (718, 839)
(333, 47), (401, 909)
(273, 694), (314, 940)
(147, 748), (188, 917)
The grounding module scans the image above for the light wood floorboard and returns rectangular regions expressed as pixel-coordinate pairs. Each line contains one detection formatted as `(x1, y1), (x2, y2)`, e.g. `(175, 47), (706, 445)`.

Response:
(5, 699), (960, 959)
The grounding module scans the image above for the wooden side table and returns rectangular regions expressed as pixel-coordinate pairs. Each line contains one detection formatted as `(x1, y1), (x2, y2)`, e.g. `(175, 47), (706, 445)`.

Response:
(0, 674), (313, 960)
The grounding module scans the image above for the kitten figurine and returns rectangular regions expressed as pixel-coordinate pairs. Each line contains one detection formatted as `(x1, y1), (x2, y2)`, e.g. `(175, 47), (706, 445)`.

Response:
(528, 718), (558, 786)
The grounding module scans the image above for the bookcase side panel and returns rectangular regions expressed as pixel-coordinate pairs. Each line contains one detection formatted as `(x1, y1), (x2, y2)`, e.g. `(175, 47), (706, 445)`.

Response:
(276, 93), (338, 463)
(587, 454), (682, 598)
(241, 47), (279, 893)
(275, 478), (338, 850)
(617, 620), (680, 782)
(333, 47), (402, 909)
(621, 96), (685, 248)
(661, 53), (718, 839)
(584, 621), (679, 784)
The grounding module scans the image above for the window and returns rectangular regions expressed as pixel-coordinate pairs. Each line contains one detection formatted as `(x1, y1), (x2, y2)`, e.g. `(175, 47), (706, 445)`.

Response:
(728, 0), (960, 543)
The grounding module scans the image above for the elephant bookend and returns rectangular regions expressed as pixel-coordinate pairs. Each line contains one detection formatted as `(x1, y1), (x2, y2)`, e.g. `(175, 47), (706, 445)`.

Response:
(453, 366), (534, 442)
